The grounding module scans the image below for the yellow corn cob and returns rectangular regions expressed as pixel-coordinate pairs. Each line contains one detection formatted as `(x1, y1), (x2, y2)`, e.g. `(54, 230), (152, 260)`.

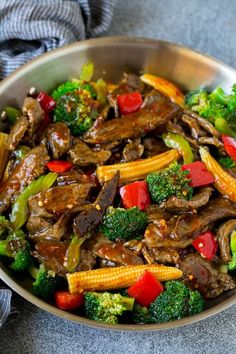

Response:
(140, 74), (185, 107)
(0, 132), (9, 182)
(96, 149), (180, 183)
(67, 264), (183, 294)
(200, 147), (236, 202)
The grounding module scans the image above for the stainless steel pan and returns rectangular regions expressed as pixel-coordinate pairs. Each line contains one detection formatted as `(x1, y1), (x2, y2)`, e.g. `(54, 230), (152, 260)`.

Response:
(0, 37), (235, 330)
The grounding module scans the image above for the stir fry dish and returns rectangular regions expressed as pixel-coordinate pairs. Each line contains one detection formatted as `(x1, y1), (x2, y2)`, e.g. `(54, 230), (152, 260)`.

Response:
(1, 62), (236, 325)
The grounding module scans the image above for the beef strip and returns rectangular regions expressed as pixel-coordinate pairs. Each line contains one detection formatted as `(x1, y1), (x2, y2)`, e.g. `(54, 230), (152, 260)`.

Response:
(143, 137), (167, 157)
(68, 138), (111, 166)
(0, 144), (49, 213)
(160, 187), (213, 212)
(73, 173), (119, 237)
(22, 97), (44, 140)
(45, 122), (71, 159)
(146, 247), (180, 264)
(33, 183), (92, 215)
(57, 169), (96, 187)
(122, 138), (144, 162)
(216, 219), (236, 263)
(181, 114), (205, 140)
(178, 253), (235, 298)
(7, 116), (29, 151)
(144, 197), (236, 248)
(83, 92), (181, 144)
(146, 205), (172, 224)
(124, 73), (145, 91)
(167, 121), (200, 150)
(198, 137), (225, 155)
(184, 109), (220, 137)
(33, 240), (69, 275)
(95, 241), (144, 265)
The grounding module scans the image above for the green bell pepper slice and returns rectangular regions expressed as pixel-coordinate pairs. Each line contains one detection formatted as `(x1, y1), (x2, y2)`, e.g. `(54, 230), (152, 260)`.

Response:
(228, 230), (236, 271)
(162, 132), (194, 164)
(10, 172), (57, 230)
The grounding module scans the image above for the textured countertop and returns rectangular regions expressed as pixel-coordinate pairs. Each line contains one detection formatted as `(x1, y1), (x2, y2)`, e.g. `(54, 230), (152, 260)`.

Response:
(1, 0), (236, 353)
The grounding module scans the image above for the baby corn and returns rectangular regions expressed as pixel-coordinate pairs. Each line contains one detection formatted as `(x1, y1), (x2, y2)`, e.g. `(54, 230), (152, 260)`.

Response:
(67, 264), (183, 294)
(96, 149), (180, 183)
(0, 132), (9, 181)
(200, 147), (236, 202)
(140, 74), (185, 107)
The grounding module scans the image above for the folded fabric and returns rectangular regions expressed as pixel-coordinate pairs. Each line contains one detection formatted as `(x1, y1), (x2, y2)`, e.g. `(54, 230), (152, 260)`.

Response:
(0, 0), (115, 328)
(0, 0), (116, 78)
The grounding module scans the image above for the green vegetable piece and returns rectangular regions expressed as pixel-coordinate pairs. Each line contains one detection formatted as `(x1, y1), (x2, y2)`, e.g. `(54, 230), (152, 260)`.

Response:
(10, 172), (57, 230)
(101, 206), (148, 241)
(85, 292), (134, 324)
(53, 90), (98, 136)
(209, 86), (231, 106)
(0, 229), (32, 272)
(132, 303), (149, 324)
(4, 106), (21, 124)
(228, 230), (236, 271)
(65, 235), (88, 273)
(29, 264), (59, 298)
(215, 117), (236, 139)
(51, 80), (96, 101)
(0, 215), (11, 237)
(146, 161), (193, 204)
(95, 78), (108, 105)
(79, 62), (94, 81)
(149, 280), (204, 324)
(162, 132), (194, 164)
(188, 290), (205, 316)
(218, 157), (236, 170)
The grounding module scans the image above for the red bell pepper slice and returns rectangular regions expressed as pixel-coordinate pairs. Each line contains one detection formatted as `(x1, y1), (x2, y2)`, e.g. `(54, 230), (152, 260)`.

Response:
(127, 271), (164, 307)
(117, 92), (143, 115)
(46, 160), (73, 173)
(192, 231), (217, 260)
(37, 91), (56, 113)
(222, 135), (236, 161)
(182, 161), (215, 187)
(120, 181), (150, 211)
(55, 291), (84, 310)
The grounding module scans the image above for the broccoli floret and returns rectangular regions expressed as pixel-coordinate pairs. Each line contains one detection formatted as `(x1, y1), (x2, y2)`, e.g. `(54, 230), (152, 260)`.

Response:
(101, 206), (148, 241)
(188, 290), (205, 316)
(29, 264), (59, 299)
(0, 229), (32, 271)
(185, 88), (209, 115)
(132, 303), (149, 324)
(218, 157), (236, 169)
(85, 292), (134, 324)
(51, 80), (96, 101)
(149, 280), (204, 324)
(146, 162), (193, 204)
(53, 90), (98, 136)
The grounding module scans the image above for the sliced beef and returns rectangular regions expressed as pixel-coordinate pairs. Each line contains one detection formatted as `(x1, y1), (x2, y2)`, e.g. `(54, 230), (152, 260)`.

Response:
(33, 183), (92, 215)
(178, 253), (235, 298)
(122, 138), (144, 162)
(68, 138), (111, 166)
(181, 114), (203, 140)
(57, 169), (96, 187)
(145, 247), (180, 264)
(22, 97), (44, 140)
(216, 219), (236, 263)
(45, 122), (71, 159)
(0, 144), (49, 213)
(146, 205), (172, 223)
(7, 116), (29, 151)
(95, 242), (144, 265)
(143, 137), (167, 157)
(83, 92), (181, 144)
(144, 197), (236, 248)
(160, 187), (213, 212)
(33, 241), (68, 275)
(184, 109), (220, 137)
(73, 173), (119, 237)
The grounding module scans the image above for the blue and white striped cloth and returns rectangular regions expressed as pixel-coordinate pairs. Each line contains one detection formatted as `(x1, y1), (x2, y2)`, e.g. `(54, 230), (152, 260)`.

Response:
(0, 0), (115, 78)
(0, 0), (115, 327)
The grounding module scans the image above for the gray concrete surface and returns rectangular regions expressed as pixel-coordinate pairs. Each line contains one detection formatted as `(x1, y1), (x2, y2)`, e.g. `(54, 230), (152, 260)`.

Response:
(0, 0), (236, 353)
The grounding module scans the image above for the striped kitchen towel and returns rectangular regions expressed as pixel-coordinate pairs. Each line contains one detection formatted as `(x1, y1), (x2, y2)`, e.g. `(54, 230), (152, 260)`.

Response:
(0, 0), (116, 79)
(0, 0), (115, 328)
